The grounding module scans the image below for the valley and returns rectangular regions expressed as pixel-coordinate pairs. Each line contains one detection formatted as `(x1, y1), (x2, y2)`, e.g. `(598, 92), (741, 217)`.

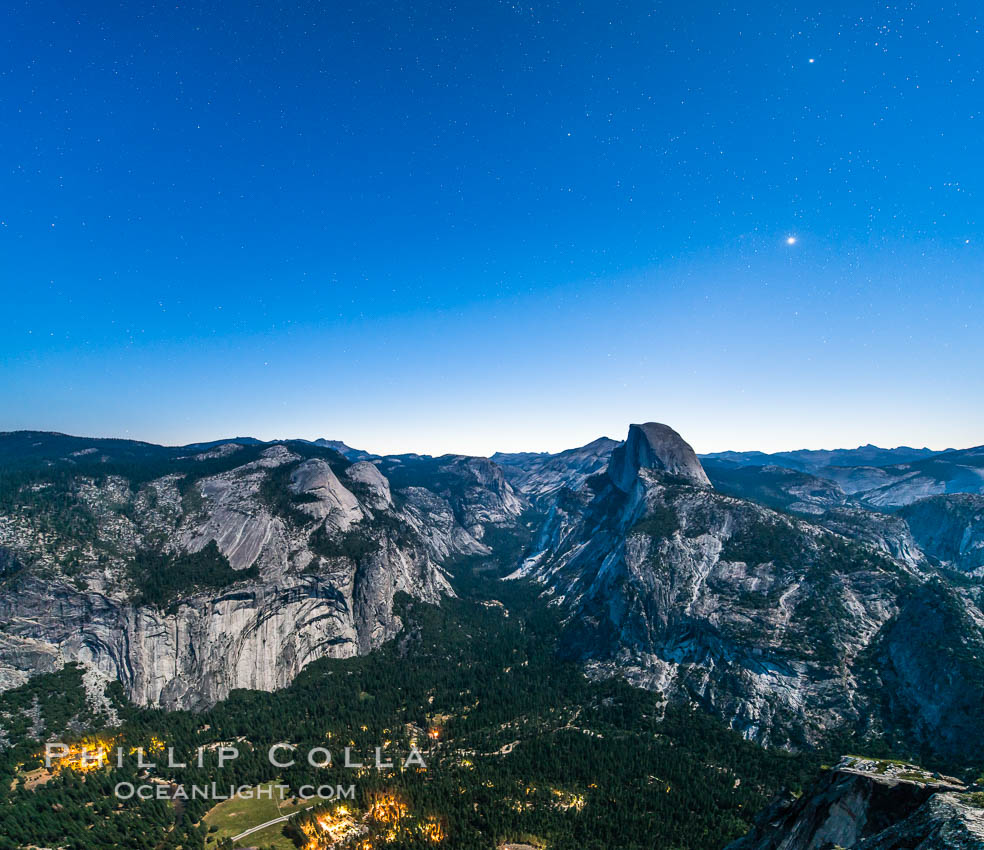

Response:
(1, 424), (983, 849)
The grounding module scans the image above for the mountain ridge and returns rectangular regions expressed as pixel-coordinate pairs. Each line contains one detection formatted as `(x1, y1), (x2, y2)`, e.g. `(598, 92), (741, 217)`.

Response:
(2, 424), (984, 764)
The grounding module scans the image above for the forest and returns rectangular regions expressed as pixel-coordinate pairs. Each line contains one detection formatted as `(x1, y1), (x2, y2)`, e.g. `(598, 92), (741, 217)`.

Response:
(0, 549), (828, 850)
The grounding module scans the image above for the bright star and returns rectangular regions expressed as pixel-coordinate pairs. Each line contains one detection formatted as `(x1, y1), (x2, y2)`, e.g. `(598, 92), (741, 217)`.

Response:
(786, 236), (797, 245)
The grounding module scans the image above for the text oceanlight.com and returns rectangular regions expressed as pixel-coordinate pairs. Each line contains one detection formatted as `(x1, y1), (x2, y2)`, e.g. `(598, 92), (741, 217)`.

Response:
(115, 781), (357, 801)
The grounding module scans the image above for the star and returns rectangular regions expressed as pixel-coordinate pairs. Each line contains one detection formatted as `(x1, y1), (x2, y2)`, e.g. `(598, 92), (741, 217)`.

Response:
(786, 236), (797, 245)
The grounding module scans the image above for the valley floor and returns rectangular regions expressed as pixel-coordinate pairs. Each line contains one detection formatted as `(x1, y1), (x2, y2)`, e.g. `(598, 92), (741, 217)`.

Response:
(0, 553), (827, 850)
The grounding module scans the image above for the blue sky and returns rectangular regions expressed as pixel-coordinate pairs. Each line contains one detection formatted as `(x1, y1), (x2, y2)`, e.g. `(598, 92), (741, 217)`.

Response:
(1, 1), (981, 455)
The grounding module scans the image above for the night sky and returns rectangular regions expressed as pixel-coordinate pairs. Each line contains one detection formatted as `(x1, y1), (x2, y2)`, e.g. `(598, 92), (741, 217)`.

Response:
(2, 1), (981, 455)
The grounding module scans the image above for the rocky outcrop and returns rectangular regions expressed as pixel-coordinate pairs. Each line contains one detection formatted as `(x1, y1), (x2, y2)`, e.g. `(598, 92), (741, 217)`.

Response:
(841, 449), (984, 508)
(608, 423), (711, 491)
(345, 461), (393, 510)
(311, 438), (372, 461)
(448, 456), (525, 532)
(726, 757), (984, 850)
(813, 495), (984, 577)
(859, 793), (984, 849)
(398, 486), (489, 563)
(289, 457), (364, 528)
(0, 631), (62, 691)
(819, 465), (901, 497)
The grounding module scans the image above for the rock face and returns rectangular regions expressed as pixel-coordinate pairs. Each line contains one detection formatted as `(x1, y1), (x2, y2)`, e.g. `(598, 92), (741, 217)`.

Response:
(812, 496), (984, 577)
(377, 454), (525, 540)
(817, 507), (925, 570)
(0, 573), (409, 710)
(899, 494), (984, 574)
(853, 448), (984, 508)
(344, 461), (393, 509)
(493, 436), (620, 502)
(859, 794), (984, 849)
(726, 757), (984, 850)
(0, 631), (62, 691)
(867, 579), (984, 759)
(608, 422), (711, 491)
(289, 457), (364, 527)
(443, 456), (525, 534)
(179, 446), (300, 571)
(0, 437), (525, 710)
(704, 458), (984, 575)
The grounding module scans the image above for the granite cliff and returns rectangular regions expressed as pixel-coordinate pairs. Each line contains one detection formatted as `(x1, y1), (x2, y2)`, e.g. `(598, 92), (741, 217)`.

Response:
(0, 436), (522, 709)
(727, 756), (984, 849)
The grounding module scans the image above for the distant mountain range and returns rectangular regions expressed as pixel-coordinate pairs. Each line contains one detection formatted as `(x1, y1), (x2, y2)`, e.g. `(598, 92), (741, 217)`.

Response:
(700, 444), (984, 513)
(699, 444), (943, 472)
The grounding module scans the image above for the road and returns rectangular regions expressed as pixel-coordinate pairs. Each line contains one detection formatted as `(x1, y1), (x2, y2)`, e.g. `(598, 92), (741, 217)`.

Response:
(230, 804), (315, 843)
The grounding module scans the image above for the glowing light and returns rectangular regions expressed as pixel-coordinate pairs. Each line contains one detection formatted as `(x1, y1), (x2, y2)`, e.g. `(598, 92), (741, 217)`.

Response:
(786, 236), (797, 245)
(48, 736), (118, 774)
(310, 803), (362, 845)
(367, 792), (409, 824)
(421, 816), (445, 842)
